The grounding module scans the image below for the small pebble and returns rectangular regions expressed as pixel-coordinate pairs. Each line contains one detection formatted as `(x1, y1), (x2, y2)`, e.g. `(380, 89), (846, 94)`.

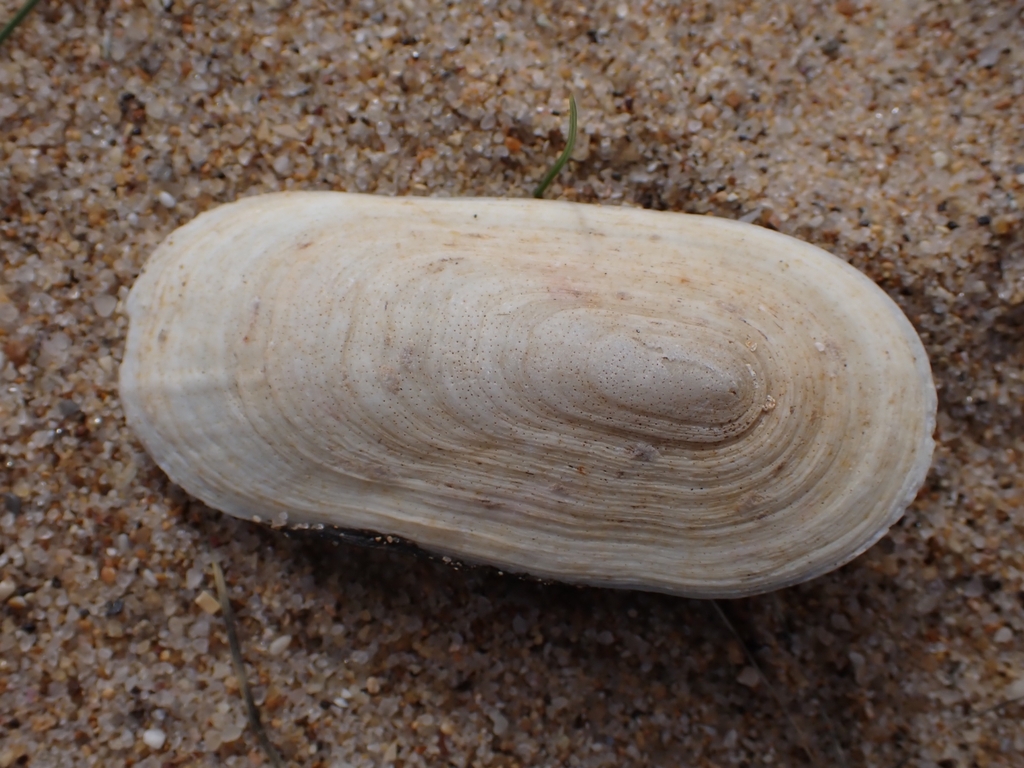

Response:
(991, 214), (1017, 236)
(272, 155), (293, 177)
(141, 728), (166, 750)
(489, 710), (509, 736)
(92, 294), (118, 318)
(976, 45), (1002, 68)
(194, 591), (221, 615)
(1005, 677), (1024, 701)
(6, 595), (27, 610)
(158, 191), (177, 208)
(57, 399), (81, 418)
(1, 493), (20, 516)
(185, 567), (204, 590)
(836, 0), (858, 16)
(0, 579), (16, 603)
(268, 634), (292, 655)
(737, 667), (761, 688)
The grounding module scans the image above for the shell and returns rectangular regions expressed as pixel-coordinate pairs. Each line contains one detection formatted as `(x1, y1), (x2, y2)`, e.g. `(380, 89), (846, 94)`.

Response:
(120, 192), (936, 598)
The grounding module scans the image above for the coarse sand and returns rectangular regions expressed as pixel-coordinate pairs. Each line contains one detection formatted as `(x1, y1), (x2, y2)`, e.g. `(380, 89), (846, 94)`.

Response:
(1, 1), (1023, 766)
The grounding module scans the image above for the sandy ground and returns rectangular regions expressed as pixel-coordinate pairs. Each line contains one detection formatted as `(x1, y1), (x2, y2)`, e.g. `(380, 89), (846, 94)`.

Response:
(1, 0), (1023, 766)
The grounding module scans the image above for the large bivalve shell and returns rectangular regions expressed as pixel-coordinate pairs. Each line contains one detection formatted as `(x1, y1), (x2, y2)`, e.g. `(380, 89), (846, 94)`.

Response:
(120, 192), (936, 598)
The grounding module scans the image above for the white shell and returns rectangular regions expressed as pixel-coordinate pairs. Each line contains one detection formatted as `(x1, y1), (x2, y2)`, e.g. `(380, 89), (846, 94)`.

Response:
(120, 192), (936, 598)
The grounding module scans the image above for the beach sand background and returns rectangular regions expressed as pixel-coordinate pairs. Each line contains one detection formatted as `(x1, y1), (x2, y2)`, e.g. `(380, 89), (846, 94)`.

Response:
(1, 0), (1022, 766)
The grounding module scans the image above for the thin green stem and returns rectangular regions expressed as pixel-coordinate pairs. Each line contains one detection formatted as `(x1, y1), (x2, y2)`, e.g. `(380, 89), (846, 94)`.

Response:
(0, 0), (42, 48)
(532, 94), (578, 199)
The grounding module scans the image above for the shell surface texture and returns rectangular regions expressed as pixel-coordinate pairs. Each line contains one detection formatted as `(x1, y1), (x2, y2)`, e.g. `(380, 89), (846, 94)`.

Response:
(120, 192), (936, 598)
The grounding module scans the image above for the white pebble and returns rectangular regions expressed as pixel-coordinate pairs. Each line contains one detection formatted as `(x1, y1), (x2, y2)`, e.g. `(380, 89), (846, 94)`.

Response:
(993, 626), (1013, 644)
(269, 634), (292, 655)
(185, 566), (203, 590)
(158, 191), (177, 208)
(272, 155), (292, 177)
(931, 150), (949, 169)
(0, 578), (16, 602)
(142, 728), (166, 749)
(93, 294), (117, 318)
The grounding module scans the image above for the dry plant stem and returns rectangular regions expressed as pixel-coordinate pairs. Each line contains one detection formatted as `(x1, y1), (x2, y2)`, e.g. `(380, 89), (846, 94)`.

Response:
(532, 94), (578, 198)
(0, 0), (41, 46)
(711, 600), (826, 767)
(768, 593), (849, 766)
(211, 559), (287, 768)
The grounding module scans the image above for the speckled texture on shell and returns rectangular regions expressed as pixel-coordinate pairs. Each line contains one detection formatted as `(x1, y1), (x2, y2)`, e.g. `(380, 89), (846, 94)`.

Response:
(119, 191), (936, 598)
